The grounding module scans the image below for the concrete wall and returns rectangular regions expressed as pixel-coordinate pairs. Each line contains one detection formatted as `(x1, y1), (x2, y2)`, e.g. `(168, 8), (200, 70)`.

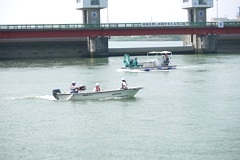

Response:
(1, 34), (239, 60)
(82, 9), (100, 25)
(215, 34), (240, 53)
(187, 8), (207, 22)
(108, 46), (194, 56)
(217, 39), (240, 53)
(0, 41), (88, 60)
(193, 34), (218, 53)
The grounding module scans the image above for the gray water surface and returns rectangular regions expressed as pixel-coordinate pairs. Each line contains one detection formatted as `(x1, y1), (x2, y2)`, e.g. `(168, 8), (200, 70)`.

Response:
(0, 54), (240, 160)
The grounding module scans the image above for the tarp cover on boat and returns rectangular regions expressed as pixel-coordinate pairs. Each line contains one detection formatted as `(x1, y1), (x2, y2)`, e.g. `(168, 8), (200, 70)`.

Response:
(123, 54), (138, 68)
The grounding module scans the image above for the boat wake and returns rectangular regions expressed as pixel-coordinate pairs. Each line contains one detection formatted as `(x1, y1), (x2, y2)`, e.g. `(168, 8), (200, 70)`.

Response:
(178, 65), (199, 69)
(35, 95), (56, 101)
(5, 95), (56, 101)
(116, 69), (146, 73)
(116, 69), (170, 73)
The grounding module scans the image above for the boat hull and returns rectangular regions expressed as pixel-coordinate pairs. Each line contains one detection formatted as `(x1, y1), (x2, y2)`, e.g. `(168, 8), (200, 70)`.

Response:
(119, 65), (177, 72)
(53, 86), (143, 100)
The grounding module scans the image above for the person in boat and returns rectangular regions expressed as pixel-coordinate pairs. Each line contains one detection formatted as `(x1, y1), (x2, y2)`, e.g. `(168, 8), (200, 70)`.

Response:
(132, 57), (138, 67)
(93, 83), (102, 92)
(162, 53), (170, 66)
(123, 54), (130, 68)
(70, 81), (79, 93)
(121, 77), (128, 89)
(130, 58), (134, 67)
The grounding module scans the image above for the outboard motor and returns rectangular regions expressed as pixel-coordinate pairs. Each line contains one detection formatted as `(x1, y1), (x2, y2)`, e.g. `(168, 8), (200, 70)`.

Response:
(52, 89), (61, 100)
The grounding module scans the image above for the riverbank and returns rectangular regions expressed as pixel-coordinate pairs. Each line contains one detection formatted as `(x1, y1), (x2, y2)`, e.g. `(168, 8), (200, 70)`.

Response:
(109, 46), (194, 56)
(109, 35), (183, 41)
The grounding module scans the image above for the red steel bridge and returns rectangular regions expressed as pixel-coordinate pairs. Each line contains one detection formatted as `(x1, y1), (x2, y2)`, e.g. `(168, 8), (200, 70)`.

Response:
(0, 22), (240, 39)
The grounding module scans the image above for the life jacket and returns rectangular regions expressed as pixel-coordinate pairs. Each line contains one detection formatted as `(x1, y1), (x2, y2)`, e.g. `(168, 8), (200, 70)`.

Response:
(96, 86), (101, 92)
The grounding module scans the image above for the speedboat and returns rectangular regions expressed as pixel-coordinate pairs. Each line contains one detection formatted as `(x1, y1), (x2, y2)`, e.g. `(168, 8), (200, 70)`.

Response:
(52, 86), (143, 100)
(120, 51), (177, 72)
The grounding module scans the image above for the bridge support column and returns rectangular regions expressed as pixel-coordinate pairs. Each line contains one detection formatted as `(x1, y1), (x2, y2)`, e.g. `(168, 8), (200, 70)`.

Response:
(87, 36), (109, 57)
(184, 34), (218, 54)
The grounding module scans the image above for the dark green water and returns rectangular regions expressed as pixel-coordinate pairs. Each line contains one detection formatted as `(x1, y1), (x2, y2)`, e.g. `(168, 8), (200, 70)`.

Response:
(0, 54), (240, 160)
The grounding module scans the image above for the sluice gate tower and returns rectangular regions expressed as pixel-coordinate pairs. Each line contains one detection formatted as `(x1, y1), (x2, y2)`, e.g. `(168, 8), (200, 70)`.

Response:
(182, 0), (218, 53)
(76, 0), (109, 57)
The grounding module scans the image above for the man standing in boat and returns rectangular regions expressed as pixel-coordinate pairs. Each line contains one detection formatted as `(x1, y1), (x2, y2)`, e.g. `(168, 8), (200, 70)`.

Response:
(162, 53), (170, 66)
(121, 77), (128, 89)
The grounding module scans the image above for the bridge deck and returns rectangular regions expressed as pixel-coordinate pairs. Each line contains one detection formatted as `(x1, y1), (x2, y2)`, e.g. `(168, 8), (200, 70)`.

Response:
(1, 22), (240, 39)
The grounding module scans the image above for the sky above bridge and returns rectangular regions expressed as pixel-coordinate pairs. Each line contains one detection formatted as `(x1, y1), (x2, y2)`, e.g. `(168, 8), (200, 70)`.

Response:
(0, 0), (239, 24)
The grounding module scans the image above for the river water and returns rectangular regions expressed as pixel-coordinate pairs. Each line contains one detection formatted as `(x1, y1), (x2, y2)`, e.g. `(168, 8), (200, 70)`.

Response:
(0, 41), (240, 160)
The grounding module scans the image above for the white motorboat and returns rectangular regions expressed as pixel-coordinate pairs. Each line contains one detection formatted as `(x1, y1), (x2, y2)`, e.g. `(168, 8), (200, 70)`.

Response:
(52, 86), (143, 100)
(120, 51), (177, 72)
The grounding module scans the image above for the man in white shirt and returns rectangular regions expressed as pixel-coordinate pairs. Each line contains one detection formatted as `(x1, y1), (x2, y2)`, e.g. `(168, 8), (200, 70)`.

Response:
(70, 81), (79, 93)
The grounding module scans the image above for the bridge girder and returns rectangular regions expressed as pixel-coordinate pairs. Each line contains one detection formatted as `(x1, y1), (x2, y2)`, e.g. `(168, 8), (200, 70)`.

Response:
(1, 27), (240, 39)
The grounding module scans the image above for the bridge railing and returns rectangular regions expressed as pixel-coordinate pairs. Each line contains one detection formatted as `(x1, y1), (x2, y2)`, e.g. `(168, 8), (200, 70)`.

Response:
(0, 22), (239, 30)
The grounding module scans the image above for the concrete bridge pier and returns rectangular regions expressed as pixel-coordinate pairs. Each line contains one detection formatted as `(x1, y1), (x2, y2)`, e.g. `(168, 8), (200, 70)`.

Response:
(194, 34), (218, 53)
(184, 34), (218, 54)
(87, 36), (109, 57)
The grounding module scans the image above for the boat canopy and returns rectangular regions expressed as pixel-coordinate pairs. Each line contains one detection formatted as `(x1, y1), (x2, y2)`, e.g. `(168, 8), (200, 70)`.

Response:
(147, 51), (172, 55)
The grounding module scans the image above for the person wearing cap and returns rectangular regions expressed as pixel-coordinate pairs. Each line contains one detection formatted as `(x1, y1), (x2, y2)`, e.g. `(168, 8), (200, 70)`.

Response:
(70, 81), (79, 93)
(121, 77), (128, 89)
(93, 83), (101, 92)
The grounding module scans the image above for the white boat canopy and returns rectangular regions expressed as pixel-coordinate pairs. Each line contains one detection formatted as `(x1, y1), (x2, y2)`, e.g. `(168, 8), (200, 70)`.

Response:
(147, 51), (172, 55)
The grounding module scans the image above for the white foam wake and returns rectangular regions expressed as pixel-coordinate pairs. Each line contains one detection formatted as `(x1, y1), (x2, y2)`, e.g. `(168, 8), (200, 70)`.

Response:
(5, 95), (56, 101)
